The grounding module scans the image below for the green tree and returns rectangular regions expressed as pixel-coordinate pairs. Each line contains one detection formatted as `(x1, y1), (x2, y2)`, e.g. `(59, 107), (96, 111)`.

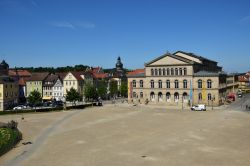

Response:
(84, 82), (98, 102)
(109, 80), (118, 98)
(97, 80), (107, 99)
(27, 90), (42, 106)
(120, 81), (128, 97)
(66, 88), (82, 104)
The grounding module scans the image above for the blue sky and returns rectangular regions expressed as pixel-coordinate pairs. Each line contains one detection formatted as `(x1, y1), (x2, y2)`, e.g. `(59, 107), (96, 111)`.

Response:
(0, 0), (249, 72)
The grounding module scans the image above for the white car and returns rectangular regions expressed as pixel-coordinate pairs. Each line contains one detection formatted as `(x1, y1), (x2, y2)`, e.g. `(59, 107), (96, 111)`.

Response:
(13, 105), (26, 110)
(191, 104), (206, 111)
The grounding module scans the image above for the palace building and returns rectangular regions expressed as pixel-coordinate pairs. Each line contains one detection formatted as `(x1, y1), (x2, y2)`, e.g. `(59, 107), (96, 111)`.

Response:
(127, 51), (238, 106)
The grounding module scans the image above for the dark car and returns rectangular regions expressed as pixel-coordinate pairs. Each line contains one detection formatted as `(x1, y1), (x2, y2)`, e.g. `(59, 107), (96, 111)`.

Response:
(52, 101), (64, 107)
(93, 100), (102, 106)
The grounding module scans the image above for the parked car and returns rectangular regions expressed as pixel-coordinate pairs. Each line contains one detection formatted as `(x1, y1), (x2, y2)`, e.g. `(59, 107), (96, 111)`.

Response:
(93, 99), (102, 106)
(51, 101), (64, 107)
(13, 105), (26, 110)
(191, 104), (206, 111)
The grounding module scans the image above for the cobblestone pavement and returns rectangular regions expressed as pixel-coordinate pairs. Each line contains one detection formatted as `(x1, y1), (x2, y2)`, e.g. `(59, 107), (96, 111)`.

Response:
(1, 104), (250, 166)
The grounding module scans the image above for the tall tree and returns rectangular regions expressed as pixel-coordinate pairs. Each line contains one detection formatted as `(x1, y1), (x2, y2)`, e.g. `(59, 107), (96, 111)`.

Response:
(84, 82), (98, 101)
(66, 88), (82, 104)
(109, 80), (118, 98)
(27, 90), (42, 106)
(97, 80), (107, 99)
(120, 81), (128, 98)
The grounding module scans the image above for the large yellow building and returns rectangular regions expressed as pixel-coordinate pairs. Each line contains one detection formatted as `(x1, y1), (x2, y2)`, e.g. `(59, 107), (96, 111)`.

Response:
(0, 60), (19, 111)
(127, 51), (238, 106)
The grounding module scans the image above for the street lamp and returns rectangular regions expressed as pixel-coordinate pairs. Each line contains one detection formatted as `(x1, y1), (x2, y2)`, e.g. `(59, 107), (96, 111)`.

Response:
(182, 95), (184, 111)
(212, 96), (215, 110)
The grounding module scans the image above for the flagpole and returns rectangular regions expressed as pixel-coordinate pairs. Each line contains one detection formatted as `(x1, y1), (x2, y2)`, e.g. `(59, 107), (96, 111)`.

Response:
(189, 79), (193, 107)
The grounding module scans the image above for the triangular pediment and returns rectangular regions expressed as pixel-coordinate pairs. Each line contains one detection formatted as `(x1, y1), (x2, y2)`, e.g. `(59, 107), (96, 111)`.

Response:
(146, 54), (191, 66)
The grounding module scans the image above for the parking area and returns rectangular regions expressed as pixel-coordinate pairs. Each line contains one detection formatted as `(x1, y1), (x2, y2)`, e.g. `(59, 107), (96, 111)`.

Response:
(1, 104), (250, 166)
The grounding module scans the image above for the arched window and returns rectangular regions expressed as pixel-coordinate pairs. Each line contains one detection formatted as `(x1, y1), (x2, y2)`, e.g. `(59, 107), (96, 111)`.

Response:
(166, 92), (171, 102)
(150, 92), (155, 101)
(198, 93), (202, 101)
(151, 69), (154, 76)
(183, 79), (187, 88)
(159, 68), (162, 76)
(133, 92), (137, 98)
(171, 68), (174, 75)
(163, 68), (166, 76)
(166, 80), (170, 88)
(167, 68), (170, 75)
(140, 92), (143, 98)
(174, 80), (179, 89)
(208, 93), (212, 100)
(175, 68), (178, 75)
(174, 92), (179, 102)
(158, 92), (163, 102)
(179, 68), (183, 75)
(140, 80), (143, 88)
(198, 79), (202, 89)
(158, 80), (162, 88)
(150, 80), (154, 88)
(184, 68), (187, 75)
(132, 80), (136, 88)
(207, 79), (212, 88)
(183, 92), (188, 101)
(155, 69), (158, 76)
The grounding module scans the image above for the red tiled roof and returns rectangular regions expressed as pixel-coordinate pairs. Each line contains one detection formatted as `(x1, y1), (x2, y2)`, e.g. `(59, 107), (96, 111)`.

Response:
(238, 75), (250, 82)
(71, 71), (85, 81)
(127, 69), (145, 76)
(93, 73), (108, 79)
(92, 67), (101, 73)
(55, 72), (67, 79)
(26, 72), (49, 81)
(9, 70), (31, 77)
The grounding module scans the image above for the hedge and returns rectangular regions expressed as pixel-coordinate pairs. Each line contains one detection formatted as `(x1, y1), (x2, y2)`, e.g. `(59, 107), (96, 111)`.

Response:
(0, 127), (22, 156)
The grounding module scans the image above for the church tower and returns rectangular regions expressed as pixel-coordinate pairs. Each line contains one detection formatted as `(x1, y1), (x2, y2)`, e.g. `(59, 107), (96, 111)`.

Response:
(116, 56), (123, 72)
(0, 60), (9, 76)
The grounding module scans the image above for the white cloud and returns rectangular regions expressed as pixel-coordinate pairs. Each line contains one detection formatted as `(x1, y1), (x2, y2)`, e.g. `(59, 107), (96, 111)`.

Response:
(50, 21), (75, 29)
(49, 21), (96, 30)
(240, 15), (250, 24)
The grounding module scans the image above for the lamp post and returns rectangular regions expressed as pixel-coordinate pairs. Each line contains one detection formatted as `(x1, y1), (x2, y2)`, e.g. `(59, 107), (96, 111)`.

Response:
(182, 95), (184, 111)
(212, 96), (215, 110)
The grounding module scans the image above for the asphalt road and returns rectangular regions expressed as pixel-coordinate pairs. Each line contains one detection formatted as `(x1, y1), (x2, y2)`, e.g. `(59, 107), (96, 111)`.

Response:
(226, 93), (250, 111)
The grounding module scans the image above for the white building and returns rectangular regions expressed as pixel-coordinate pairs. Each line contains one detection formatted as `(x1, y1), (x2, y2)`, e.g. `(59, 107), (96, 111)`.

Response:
(52, 78), (64, 101)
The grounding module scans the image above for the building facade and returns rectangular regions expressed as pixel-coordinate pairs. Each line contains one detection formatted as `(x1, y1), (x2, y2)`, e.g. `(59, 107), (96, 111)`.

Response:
(9, 69), (31, 102)
(52, 78), (64, 101)
(42, 74), (59, 100)
(0, 60), (19, 111)
(63, 71), (93, 98)
(238, 72), (250, 93)
(127, 51), (238, 106)
(26, 72), (49, 97)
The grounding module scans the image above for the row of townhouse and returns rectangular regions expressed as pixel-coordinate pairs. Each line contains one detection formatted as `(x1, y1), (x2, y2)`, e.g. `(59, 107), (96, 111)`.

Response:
(25, 71), (94, 101)
(0, 57), (126, 111)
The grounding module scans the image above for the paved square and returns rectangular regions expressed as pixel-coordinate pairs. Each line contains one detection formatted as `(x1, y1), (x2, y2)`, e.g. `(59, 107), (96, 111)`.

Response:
(1, 104), (250, 166)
